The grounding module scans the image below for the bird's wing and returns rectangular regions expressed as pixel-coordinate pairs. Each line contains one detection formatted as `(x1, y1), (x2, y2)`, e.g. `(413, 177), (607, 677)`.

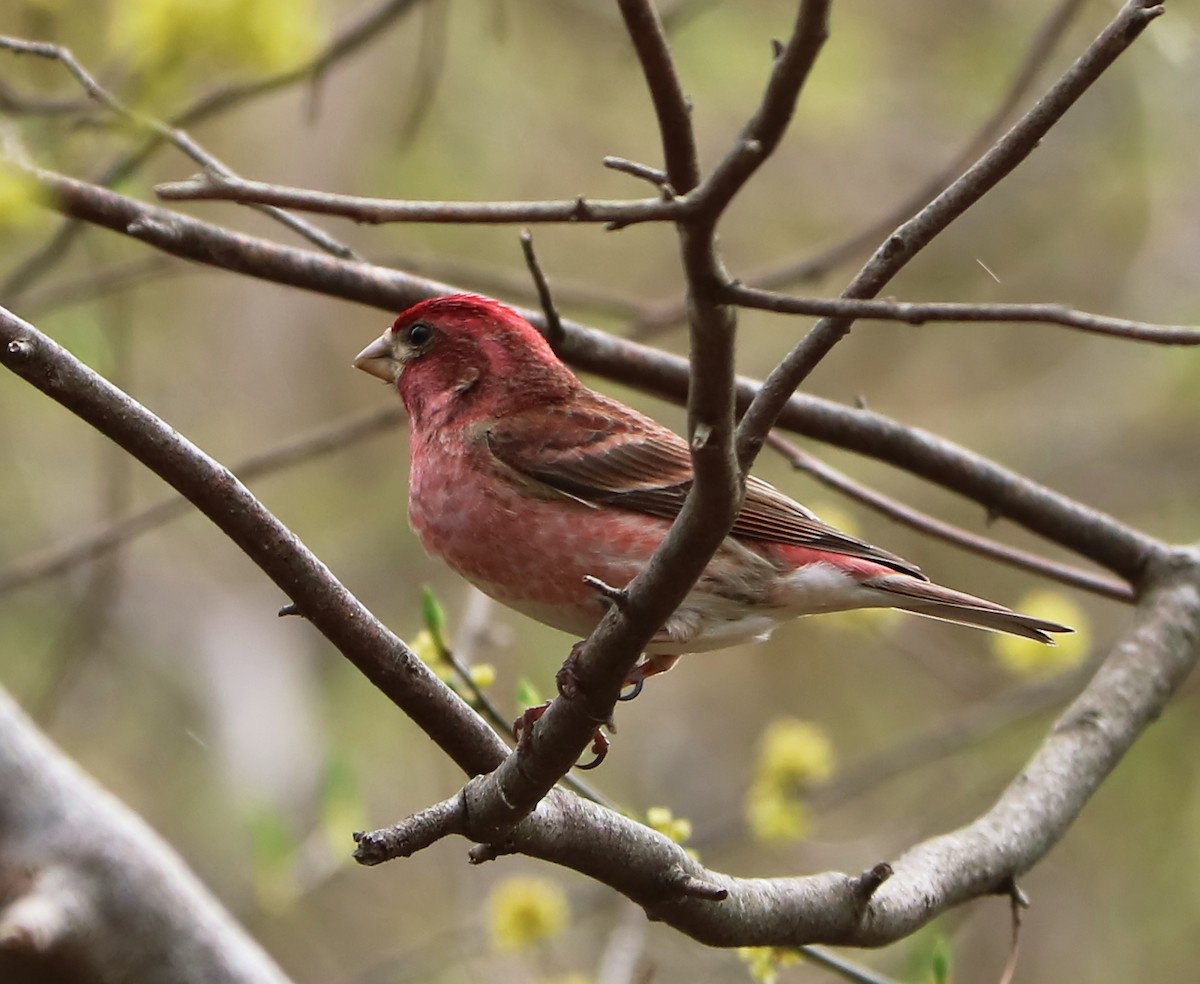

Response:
(484, 400), (925, 578)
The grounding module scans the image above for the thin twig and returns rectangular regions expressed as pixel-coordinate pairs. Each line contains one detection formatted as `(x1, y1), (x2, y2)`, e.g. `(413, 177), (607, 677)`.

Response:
(733, 0), (1167, 477)
(997, 881), (1028, 984)
(803, 946), (902, 984)
(0, 0), (426, 301)
(155, 171), (681, 225)
(0, 35), (359, 261)
(728, 284), (1200, 345)
(765, 432), (1135, 602)
(519, 230), (564, 349)
(0, 405), (405, 599)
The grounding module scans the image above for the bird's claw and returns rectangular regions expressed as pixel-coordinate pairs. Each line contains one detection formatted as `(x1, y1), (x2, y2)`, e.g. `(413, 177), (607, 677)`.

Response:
(512, 701), (551, 744)
(618, 672), (644, 702)
(510, 700), (611, 770)
(575, 729), (610, 770)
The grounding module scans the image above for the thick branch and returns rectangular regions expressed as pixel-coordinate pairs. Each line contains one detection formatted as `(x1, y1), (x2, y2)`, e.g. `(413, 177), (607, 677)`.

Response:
(615, 0), (701, 193)
(0, 687), (292, 984)
(357, 556), (1200, 948)
(0, 306), (506, 778)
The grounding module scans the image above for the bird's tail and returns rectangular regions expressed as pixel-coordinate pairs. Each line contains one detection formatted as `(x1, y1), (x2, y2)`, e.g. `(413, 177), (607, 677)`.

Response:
(863, 574), (1073, 644)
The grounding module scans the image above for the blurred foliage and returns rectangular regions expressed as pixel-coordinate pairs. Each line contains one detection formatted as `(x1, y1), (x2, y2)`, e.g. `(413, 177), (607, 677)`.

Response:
(109, 0), (324, 105)
(1, 0), (1198, 982)
(745, 718), (834, 843)
(487, 875), (570, 953)
(645, 804), (694, 846)
(738, 946), (802, 984)
(991, 589), (1091, 677)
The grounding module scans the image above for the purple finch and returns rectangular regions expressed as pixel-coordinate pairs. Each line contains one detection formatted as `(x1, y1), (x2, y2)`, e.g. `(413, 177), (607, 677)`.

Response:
(355, 294), (1070, 679)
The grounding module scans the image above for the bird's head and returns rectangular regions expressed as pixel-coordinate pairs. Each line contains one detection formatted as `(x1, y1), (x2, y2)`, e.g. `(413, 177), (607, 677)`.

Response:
(354, 294), (578, 427)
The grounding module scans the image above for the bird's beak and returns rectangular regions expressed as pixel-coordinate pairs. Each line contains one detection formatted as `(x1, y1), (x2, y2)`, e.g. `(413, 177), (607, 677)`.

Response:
(353, 333), (400, 384)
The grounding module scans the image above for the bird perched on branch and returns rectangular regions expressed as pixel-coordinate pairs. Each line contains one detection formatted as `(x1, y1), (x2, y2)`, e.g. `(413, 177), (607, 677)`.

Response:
(354, 294), (1070, 687)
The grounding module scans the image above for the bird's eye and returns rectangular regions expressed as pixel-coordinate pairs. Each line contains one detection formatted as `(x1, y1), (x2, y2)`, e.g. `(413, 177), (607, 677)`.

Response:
(406, 322), (434, 347)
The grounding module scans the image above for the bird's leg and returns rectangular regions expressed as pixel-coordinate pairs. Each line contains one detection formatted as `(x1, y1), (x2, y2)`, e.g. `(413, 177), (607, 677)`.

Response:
(618, 653), (680, 701)
(509, 643), (613, 769)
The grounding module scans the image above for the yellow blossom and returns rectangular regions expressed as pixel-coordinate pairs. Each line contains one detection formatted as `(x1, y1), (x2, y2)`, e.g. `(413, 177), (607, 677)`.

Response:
(645, 806), (693, 844)
(109, 0), (322, 79)
(992, 590), (1090, 677)
(756, 719), (834, 790)
(488, 876), (569, 952)
(738, 946), (802, 984)
(745, 719), (833, 843)
(469, 662), (497, 690)
(0, 166), (47, 233)
(745, 780), (810, 843)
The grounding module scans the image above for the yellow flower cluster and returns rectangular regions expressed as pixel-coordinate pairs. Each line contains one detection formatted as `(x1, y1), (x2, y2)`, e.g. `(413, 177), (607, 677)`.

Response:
(645, 806), (693, 845)
(0, 165), (48, 234)
(488, 876), (570, 952)
(109, 0), (323, 81)
(745, 719), (834, 843)
(737, 946), (801, 984)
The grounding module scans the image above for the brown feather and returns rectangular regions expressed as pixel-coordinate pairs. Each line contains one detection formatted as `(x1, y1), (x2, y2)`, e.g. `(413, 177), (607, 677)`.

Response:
(484, 398), (925, 579)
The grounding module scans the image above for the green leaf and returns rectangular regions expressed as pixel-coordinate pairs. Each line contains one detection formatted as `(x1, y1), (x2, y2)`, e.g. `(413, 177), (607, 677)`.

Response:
(515, 678), (543, 709)
(421, 584), (449, 653)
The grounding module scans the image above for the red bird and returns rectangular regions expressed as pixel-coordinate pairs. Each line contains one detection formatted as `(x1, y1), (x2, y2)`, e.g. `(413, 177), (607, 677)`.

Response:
(355, 294), (1070, 682)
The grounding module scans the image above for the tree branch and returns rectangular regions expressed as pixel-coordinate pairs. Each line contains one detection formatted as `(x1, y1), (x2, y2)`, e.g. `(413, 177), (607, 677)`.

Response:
(0, 687), (293, 984)
(155, 171), (682, 226)
(726, 284), (1200, 346)
(733, 0), (1167, 473)
(355, 556), (1200, 948)
(0, 35), (358, 260)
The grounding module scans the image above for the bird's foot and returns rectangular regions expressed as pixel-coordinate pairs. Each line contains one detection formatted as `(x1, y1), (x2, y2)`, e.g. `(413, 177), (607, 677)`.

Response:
(511, 699), (610, 770)
(618, 653), (681, 701)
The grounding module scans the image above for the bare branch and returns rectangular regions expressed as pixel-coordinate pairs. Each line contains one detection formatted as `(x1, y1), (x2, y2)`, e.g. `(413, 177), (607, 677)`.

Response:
(615, 0), (701, 193)
(519, 230), (564, 349)
(155, 171), (681, 226)
(602, 155), (672, 192)
(727, 283), (1200, 346)
(0, 35), (359, 260)
(354, 792), (467, 865)
(734, 0), (1167, 474)
(0, 687), (293, 983)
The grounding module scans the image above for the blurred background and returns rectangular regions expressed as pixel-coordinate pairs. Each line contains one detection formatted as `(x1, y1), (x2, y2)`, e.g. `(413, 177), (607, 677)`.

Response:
(1, 1), (1198, 981)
